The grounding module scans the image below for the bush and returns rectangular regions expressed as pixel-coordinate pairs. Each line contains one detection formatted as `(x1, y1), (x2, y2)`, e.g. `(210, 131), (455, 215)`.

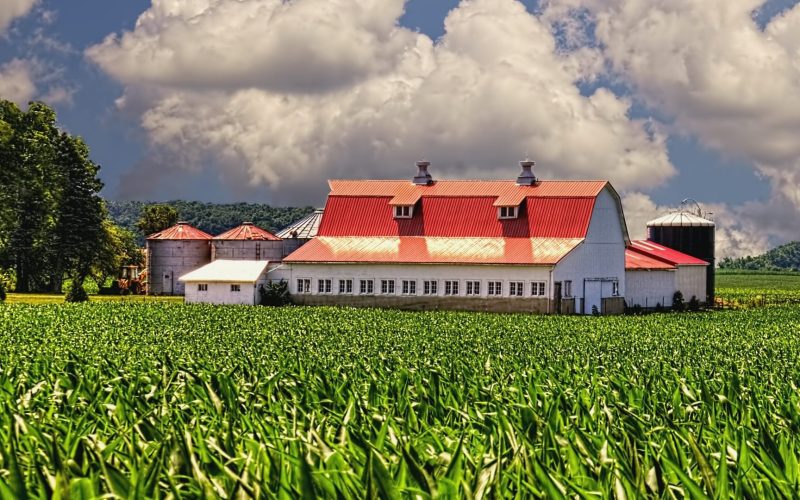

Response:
(655, 302), (664, 313)
(0, 282), (6, 302)
(65, 280), (89, 303)
(688, 295), (701, 312)
(672, 291), (685, 312)
(259, 280), (291, 306)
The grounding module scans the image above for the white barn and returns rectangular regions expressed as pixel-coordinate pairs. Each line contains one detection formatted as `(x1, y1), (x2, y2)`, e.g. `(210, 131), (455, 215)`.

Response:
(625, 240), (709, 308)
(280, 161), (630, 314)
(180, 260), (272, 305)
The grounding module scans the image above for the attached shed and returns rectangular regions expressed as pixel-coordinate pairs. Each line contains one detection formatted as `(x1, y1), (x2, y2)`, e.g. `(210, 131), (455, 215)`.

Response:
(180, 260), (271, 305)
(625, 248), (676, 308)
(625, 240), (709, 308)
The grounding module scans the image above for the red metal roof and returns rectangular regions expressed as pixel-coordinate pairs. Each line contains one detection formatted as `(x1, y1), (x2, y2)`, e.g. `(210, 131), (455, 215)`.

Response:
(625, 248), (675, 270)
(284, 236), (583, 265)
(317, 196), (596, 238)
(329, 179), (608, 198)
(147, 222), (212, 240)
(629, 240), (709, 266)
(214, 222), (281, 241)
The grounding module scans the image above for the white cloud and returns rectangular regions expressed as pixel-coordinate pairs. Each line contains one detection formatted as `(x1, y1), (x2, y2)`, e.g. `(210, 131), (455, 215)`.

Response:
(622, 191), (777, 258)
(544, 0), (800, 214)
(88, 0), (674, 205)
(87, 0), (414, 93)
(0, 0), (37, 34)
(0, 59), (36, 104)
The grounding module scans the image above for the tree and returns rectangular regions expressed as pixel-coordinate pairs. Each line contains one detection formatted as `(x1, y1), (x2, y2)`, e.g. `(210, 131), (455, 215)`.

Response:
(92, 221), (144, 286)
(48, 133), (107, 293)
(0, 100), (110, 293)
(135, 204), (179, 237)
(0, 101), (60, 292)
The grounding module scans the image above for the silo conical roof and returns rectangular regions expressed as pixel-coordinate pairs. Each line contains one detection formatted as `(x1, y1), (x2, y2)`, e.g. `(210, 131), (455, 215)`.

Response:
(214, 222), (281, 241)
(147, 222), (213, 240)
(646, 212), (714, 227)
(277, 209), (324, 239)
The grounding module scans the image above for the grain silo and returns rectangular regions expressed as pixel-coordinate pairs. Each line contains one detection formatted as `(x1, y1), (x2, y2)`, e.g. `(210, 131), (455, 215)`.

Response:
(646, 201), (715, 304)
(212, 222), (283, 261)
(146, 222), (212, 295)
(277, 208), (324, 257)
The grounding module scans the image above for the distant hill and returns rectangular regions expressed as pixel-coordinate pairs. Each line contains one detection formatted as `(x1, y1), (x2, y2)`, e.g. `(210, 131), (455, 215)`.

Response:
(719, 241), (800, 272)
(107, 200), (316, 243)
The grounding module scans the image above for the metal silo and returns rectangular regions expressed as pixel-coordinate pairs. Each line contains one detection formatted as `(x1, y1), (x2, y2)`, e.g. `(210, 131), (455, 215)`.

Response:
(646, 200), (716, 304)
(146, 222), (212, 295)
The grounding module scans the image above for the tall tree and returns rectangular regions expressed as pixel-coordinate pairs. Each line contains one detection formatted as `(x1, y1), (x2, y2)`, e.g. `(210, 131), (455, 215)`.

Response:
(48, 133), (107, 292)
(0, 102), (59, 292)
(0, 100), (110, 293)
(135, 204), (179, 237)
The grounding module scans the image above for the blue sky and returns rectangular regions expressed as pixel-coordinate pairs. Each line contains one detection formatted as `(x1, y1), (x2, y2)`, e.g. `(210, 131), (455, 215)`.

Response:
(1, 0), (799, 255)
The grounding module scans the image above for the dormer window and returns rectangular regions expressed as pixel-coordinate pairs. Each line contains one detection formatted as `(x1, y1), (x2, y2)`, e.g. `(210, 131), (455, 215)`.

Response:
(394, 205), (413, 218)
(498, 206), (519, 219)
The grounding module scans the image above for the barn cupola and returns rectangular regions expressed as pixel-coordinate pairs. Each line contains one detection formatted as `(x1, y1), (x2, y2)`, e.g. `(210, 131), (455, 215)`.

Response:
(516, 158), (537, 186)
(412, 160), (433, 185)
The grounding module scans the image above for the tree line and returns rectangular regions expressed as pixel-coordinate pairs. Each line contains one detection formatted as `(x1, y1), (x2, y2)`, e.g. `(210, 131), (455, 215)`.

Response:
(108, 200), (315, 243)
(0, 100), (141, 297)
(719, 241), (800, 272)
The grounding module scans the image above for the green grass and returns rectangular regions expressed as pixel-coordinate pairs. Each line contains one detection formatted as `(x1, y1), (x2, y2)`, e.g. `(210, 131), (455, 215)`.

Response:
(717, 270), (800, 290)
(2, 302), (800, 497)
(4, 293), (183, 305)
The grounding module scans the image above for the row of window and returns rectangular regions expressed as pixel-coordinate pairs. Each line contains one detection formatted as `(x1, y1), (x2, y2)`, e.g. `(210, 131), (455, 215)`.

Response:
(296, 278), (553, 297)
(197, 284), (241, 292)
(394, 204), (521, 220)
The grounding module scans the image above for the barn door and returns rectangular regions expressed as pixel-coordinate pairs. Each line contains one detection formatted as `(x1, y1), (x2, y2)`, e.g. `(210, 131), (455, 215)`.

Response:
(163, 272), (173, 295)
(553, 282), (562, 314)
(584, 280), (602, 315)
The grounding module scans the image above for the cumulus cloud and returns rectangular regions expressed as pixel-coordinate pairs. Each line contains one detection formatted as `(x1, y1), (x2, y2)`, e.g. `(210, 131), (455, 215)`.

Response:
(0, 0), (37, 34)
(87, 0), (413, 93)
(622, 191), (785, 258)
(88, 0), (673, 205)
(0, 59), (36, 104)
(544, 0), (800, 212)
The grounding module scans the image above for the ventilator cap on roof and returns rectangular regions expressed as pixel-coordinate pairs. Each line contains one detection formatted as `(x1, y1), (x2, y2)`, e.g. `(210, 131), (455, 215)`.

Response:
(516, 158), (537, 186)
(413, 160), (433, 185)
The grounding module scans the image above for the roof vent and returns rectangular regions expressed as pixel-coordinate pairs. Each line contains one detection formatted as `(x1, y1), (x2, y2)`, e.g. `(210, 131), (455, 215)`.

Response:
(413, 160), (433, 185)
(516, 158), (537, 186)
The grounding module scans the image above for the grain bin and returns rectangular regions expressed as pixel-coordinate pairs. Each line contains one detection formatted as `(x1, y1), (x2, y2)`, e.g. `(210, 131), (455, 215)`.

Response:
(146, 222), (212, 295)
(646, 201), (715, 304)
(212, 222), (283, 261)
(277, 208), (324, 257)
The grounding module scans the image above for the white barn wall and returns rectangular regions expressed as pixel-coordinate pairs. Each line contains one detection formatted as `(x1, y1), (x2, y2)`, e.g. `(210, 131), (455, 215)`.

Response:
(676, 266), (707, 303)
(284, 263), (553, 298)
(625, 269), (676, 308)
(553, 187), (626, 313)
(185, 282), (261, 305)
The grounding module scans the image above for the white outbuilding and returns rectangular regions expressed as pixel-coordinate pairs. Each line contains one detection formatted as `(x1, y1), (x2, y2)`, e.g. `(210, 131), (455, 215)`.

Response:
(179, 260), (271, 305)
(625, 240), (709, 308)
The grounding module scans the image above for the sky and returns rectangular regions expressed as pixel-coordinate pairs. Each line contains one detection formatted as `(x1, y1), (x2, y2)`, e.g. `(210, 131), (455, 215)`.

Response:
(1, 0), (799, 258)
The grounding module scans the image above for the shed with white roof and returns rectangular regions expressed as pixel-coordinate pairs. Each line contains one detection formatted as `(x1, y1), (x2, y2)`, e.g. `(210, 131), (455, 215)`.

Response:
(179, 260), (272, 305)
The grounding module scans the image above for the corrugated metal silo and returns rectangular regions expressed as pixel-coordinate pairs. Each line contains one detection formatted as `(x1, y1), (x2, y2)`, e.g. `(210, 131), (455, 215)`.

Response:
(646, 204), (715, 304)
(146, 222), (212, 295)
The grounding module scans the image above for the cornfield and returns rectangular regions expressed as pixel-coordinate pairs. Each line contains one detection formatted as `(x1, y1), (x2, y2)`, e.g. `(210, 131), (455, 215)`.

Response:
(2, 303), (800, 498)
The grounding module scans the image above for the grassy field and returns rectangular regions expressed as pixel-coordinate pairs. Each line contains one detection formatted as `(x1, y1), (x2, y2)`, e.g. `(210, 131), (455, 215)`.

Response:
(4, 293), (183, 305)
(717, 269), (800, 290)
(2, 300), (800, 497)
